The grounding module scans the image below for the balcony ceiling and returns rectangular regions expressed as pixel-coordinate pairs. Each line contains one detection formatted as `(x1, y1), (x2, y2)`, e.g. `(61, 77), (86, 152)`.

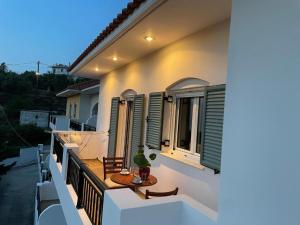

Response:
(71, 0), (231, 78)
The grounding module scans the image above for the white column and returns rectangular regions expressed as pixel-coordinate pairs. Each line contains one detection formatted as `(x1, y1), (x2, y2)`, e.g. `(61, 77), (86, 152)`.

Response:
(219, 1), (300, 225)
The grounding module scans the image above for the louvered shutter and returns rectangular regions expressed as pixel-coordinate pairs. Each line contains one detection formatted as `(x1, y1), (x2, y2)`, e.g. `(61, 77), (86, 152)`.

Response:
(145, 92), (165, 150)
(200, 85), (226, 172)
(107, 97), (120, 157)
(130, 94), (145, 165)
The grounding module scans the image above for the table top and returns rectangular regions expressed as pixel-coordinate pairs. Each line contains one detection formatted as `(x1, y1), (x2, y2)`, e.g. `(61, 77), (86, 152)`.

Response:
(110, 173), (157, 187)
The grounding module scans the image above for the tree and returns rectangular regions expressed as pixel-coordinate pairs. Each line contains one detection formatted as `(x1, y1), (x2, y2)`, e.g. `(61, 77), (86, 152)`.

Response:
(0, 62), (8, 73)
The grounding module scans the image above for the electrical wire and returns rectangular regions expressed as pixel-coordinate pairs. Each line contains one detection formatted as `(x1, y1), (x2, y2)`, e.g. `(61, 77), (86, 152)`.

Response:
(0, 105), (32, 147)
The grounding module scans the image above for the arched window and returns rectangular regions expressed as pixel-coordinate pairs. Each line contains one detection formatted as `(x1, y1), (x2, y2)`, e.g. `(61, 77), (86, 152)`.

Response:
(69, 104), (72, 118)
(74, 104), (77, 119)
(121, 89), (137, 101)
(92, 103), (98, 116)
(166, 77), (209, 94)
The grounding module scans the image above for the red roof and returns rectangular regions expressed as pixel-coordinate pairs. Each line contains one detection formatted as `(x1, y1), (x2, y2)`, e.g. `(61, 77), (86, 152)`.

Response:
(68, 0), (146, 72)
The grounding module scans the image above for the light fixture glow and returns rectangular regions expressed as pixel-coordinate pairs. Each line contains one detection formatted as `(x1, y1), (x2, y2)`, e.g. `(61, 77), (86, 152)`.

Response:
(144, 36), (154, 42)
(95, 67), (99, 72)
(113, 56), (118, 61)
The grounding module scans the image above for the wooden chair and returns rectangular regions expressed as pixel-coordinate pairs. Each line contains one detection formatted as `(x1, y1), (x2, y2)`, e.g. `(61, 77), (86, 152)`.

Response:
(145, 187), (179, 199)
(103, 157), (125, 188)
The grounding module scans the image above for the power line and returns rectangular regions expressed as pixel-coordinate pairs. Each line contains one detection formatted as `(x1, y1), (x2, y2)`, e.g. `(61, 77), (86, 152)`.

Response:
(0, 105), (32, 147)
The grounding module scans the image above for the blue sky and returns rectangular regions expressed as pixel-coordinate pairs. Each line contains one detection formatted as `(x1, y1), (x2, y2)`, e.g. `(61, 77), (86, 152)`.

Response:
(0, 0), (131, 73)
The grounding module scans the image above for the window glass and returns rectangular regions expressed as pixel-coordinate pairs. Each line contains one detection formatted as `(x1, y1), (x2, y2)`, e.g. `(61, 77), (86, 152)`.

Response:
(196, 97), (204, 154)
(176, 97), (193, 151)
(74, 104), (77, 118)
(69, 104), (72, 118)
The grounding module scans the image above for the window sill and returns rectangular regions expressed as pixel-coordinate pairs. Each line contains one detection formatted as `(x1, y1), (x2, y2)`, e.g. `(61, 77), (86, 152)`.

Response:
(160, 151), (205, 170)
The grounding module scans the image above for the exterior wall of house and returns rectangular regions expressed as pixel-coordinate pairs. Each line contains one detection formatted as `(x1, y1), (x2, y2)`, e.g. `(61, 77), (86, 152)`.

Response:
(97, 20), (230, 210)
(78, 93), (98, 124)
(89, 94), (98, 117)
(66, 95), (80, 120)
(20, 110), (49, 128)
(219, 1), (300, 225)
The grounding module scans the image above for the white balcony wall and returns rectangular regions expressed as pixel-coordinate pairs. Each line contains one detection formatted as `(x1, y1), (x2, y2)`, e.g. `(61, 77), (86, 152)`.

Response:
(55, 116), (70, 131)
(38, 204), (67, 225)
(97, 20), (230, 210)
(56, 131), (107, 159)
(102, 189), (217, 225)
(49, 146), (92, 225)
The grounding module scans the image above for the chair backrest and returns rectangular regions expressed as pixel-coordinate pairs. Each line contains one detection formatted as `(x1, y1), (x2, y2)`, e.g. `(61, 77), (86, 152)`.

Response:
(103, 157), (125, 180)
(145, 187), (179, 199)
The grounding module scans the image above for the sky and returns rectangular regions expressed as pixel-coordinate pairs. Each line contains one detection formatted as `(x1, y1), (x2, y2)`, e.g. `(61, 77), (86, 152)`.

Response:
(0, 0), (131, 73)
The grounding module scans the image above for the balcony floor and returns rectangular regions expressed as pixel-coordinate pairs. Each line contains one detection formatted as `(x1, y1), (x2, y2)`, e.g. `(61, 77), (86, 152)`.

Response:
(81, 159), (145, 199)
(82, 159), (105, 181)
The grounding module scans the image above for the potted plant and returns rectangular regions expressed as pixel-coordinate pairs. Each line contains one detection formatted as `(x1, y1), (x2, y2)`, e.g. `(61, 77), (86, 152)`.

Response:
(133, 149), (156, 181)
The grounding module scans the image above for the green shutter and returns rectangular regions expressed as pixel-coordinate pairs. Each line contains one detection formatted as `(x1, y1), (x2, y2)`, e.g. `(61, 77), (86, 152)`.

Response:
(145, 92), (165, 150)
(130, 94), (145, 165)
(200, 85), (226, 172)
(107, 97), (120, 157)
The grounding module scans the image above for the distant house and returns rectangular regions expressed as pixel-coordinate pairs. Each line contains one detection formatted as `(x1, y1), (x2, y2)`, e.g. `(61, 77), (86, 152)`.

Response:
(20, 110), (49, 128)
(50, 64), (68, 75)
(49, 80), (99, 131)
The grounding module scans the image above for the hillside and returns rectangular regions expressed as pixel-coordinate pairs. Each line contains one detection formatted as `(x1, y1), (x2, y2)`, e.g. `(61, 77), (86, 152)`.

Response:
(0, 68), (89, 160)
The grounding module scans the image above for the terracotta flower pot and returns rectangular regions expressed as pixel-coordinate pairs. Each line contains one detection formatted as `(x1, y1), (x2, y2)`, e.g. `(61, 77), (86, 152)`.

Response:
(139, 167), (150, 181)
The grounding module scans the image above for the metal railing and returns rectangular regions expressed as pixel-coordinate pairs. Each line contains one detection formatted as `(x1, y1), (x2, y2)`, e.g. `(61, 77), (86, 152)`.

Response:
(70, 120), (82, 131)
(53, 135), (64, 164)
(83, 124), (96, 131)
(67, 150), (107, 225)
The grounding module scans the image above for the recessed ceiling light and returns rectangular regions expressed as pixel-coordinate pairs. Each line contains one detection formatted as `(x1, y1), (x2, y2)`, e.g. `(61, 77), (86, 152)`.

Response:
(113, 56), (118, 61)
(144, 36), (154, 42)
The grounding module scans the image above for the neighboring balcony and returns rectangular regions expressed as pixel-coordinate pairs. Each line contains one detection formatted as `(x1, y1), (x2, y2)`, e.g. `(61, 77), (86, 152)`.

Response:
(49, 115), (96, 132)
(49, 115), (70, 131)
(50, 131), (218, 225)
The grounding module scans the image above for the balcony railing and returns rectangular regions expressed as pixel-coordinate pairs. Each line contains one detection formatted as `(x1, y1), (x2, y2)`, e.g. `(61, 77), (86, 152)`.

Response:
(83, 124), (96, 131)
(70, 119), (82, 131)
(67, 150), (107, 225)
(50, 115), (56, 125)
(53, 135), (64, 164)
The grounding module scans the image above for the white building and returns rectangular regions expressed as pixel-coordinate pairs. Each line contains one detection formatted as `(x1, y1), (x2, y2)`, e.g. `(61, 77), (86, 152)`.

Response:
(41, 1), (300, 225)
(49, 80), (99, 131)
(51, 64), (69, 75)
(20, 110), (50, 128)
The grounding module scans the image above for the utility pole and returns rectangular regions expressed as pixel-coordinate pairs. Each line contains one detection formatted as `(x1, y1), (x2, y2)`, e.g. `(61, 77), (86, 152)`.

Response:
(36, 61), (40, 88)
(37, 61), (40, 74)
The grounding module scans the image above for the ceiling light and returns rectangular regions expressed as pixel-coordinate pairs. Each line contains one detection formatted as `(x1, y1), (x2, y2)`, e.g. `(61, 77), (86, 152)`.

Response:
(95, 67), (99, 72)
(144, 36), (154, 42)
(113, 56), (118, 61)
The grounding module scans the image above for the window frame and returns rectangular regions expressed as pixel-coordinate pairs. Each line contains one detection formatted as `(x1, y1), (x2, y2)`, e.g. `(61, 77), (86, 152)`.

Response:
(171, 91), (204, 158)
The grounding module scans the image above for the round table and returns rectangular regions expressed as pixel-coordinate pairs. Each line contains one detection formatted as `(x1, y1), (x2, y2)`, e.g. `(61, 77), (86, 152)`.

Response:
(110, 173), (157, 188)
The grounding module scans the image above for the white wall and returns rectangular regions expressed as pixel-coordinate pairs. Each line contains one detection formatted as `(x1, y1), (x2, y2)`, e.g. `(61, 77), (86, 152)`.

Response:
(219, 1), (300, 225)
(20, 111), (49, 128)
(96, 20), (230, 211)
(102, 189), (217, 225)
(79, 93), (99, 125)
(89, 94), (98, 116)
(38, 204), (67, 225)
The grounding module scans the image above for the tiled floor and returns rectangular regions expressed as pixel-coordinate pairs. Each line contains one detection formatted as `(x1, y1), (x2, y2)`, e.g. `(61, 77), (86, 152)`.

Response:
(81, 158), (145, 199)
(82, 159), (104, 181)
